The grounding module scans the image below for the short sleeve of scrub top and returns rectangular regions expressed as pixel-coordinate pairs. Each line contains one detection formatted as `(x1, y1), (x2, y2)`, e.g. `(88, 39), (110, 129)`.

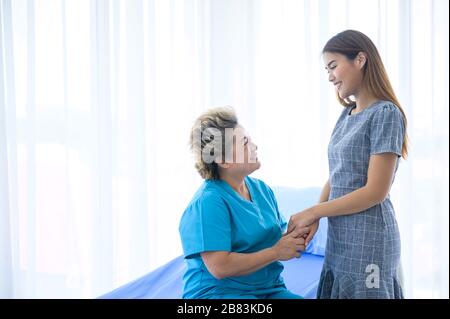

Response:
(179, 191), (232, 259)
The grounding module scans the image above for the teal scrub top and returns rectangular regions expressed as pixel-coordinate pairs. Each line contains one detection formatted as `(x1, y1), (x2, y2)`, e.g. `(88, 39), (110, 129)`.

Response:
(179, 176), (288, 299)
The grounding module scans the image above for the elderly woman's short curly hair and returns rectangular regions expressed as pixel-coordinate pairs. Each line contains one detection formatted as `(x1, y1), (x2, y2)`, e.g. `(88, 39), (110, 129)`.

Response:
(189, 106), (238, 180)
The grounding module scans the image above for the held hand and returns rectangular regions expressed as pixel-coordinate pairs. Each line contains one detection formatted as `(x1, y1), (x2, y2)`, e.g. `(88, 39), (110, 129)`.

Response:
(282, 225), (311, 238)
(273, 234), (306, 261)
(282, 220), (319, 250)
(286, 207), (318, 235)
(304, 220), (320, 246)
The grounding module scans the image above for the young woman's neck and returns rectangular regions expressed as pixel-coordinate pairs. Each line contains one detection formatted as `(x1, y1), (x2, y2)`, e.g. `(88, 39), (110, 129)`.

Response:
(354, 88), (378, 112)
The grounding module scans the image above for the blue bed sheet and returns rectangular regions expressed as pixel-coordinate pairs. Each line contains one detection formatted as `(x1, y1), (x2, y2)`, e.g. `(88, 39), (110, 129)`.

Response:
(100, 252), (324, 299)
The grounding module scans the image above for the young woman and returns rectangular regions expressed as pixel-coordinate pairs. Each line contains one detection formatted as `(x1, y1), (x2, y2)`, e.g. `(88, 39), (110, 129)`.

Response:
(179, 107), (306, 299)
(287, 30), (408, 298)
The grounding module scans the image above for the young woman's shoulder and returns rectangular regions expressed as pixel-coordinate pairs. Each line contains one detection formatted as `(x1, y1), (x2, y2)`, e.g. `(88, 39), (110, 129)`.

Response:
(372, 100), (402, 114)
(370, 100), (404, 122)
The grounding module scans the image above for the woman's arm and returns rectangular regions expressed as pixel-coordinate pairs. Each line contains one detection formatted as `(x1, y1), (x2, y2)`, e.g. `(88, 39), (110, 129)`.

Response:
(201, 233), (306, 279)
(314, 153), (397, 218)
(288, 153), (398, 232)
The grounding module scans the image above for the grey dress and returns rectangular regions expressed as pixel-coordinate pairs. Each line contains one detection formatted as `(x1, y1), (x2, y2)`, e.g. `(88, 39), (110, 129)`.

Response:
(317, 100), (404, 299)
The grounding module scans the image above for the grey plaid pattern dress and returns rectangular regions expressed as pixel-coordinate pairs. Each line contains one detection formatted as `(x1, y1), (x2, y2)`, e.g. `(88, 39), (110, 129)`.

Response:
(317, 100), (404, 299)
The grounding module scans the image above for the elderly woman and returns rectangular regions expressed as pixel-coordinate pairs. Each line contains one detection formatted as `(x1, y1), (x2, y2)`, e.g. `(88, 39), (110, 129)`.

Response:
(179, 107), (306, 299)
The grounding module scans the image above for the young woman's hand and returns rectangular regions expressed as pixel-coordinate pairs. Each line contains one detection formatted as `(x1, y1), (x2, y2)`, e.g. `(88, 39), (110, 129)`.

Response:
(287, 208), (317, 230)
(304, 220), (320, 246)
(286, 208), (320, 246)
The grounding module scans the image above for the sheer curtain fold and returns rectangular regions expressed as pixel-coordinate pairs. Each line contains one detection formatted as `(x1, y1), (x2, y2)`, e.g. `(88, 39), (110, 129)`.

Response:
(1, 0), (17, 298)
(90, 0), (114, 294)
(0, 0), (448, 298)
(0, 0), (13, 299)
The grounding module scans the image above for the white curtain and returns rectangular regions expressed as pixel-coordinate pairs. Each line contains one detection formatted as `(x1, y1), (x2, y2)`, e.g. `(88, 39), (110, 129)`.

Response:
(0, 0), (448, 298)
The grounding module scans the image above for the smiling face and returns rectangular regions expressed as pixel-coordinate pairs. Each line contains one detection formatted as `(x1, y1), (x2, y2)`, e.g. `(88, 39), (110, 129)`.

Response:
(323, 52), (365, 100)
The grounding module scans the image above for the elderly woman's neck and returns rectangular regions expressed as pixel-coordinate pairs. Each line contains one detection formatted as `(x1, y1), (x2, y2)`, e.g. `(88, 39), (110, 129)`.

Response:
(220, 174), (247, 195)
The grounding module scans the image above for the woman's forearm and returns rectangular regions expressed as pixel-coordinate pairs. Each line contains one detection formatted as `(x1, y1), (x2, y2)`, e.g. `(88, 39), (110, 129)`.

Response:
(313, 185), (383, 219)
(224, 249), (279, 277)
(312, 154), (397, 219)
(202, 248), (278, 279)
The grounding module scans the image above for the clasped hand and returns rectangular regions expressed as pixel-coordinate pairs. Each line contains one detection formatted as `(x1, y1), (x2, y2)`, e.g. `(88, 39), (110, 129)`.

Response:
(285, 207), (320, 247)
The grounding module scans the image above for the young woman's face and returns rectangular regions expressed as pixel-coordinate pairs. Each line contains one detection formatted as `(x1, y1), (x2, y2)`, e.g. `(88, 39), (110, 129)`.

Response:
(323, 52), (364, 100)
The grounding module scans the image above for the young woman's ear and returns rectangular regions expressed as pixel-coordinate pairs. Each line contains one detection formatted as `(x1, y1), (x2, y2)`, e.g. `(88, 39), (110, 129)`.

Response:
(356, 52), (367, 69)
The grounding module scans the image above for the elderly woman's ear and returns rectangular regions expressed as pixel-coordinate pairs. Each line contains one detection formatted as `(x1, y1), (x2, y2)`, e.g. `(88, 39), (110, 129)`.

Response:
(217, 162), (231, 169)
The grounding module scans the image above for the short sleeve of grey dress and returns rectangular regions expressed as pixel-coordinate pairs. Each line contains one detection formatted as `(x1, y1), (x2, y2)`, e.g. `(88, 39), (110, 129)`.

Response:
(317, 100), (405, 299)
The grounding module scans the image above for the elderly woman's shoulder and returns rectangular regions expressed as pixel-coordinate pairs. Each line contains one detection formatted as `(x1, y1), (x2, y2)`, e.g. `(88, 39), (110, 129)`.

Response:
(246, 176), (274, 195)
(188, 181), (226, 205)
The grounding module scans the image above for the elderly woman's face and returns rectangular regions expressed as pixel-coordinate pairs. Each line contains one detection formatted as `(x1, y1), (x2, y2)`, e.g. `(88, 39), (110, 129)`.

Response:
(221, 125), (260, 175)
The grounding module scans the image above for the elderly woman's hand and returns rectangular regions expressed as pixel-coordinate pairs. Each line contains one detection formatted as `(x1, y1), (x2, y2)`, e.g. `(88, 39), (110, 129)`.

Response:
(273, 234), (306, 261)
